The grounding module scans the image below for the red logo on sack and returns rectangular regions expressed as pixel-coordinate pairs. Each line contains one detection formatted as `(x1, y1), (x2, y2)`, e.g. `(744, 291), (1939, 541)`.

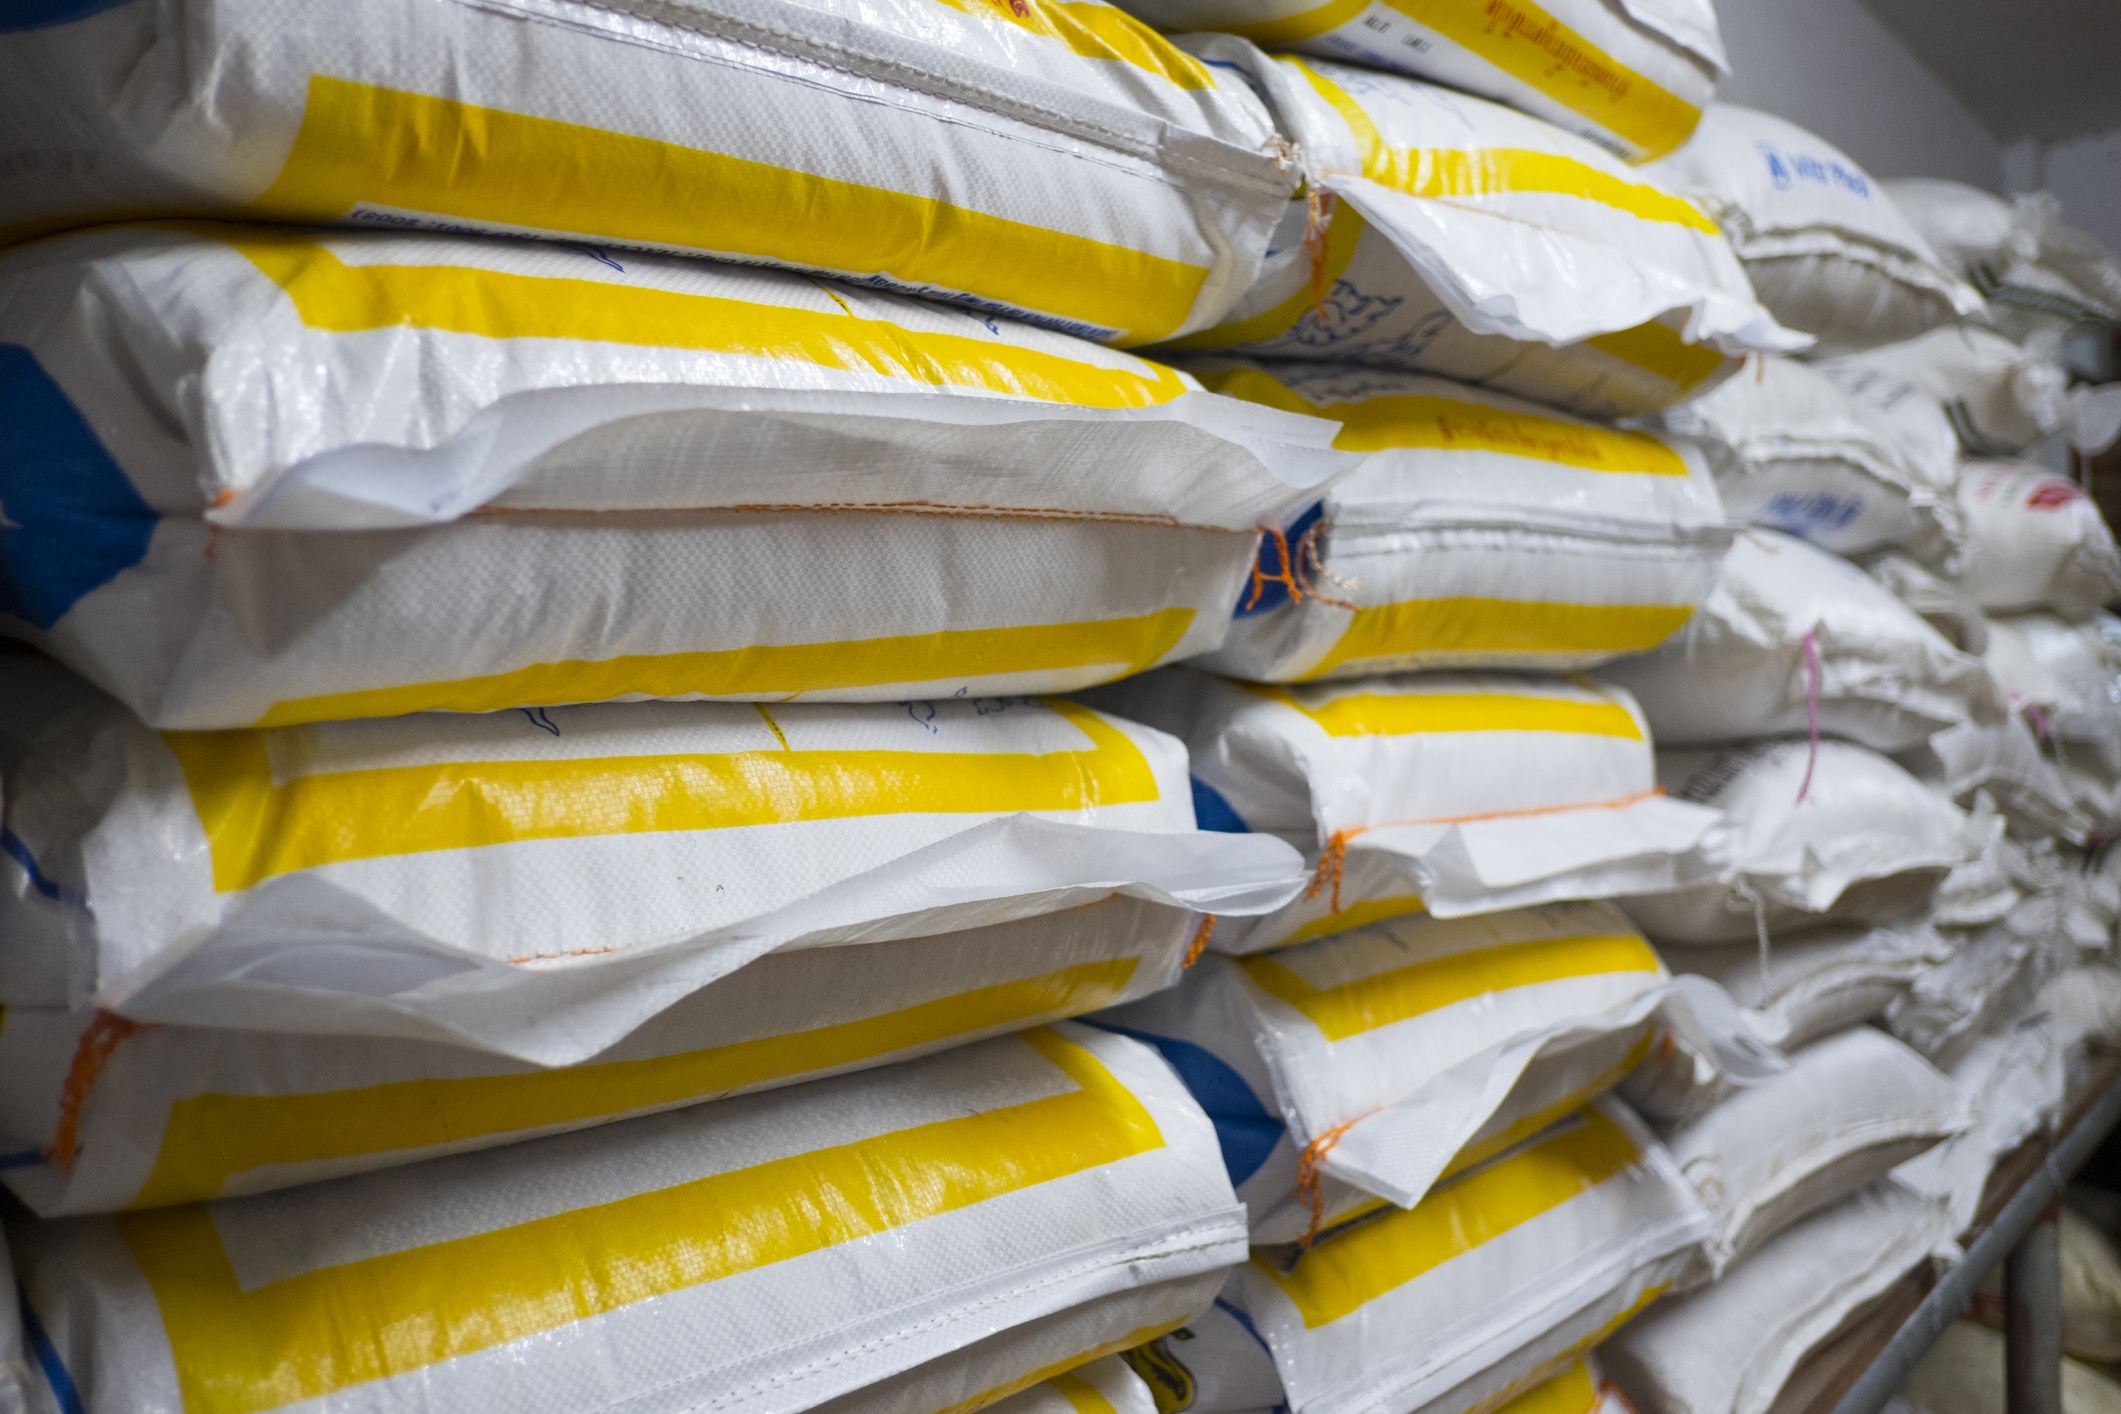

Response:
(2026, 480), (2086, 510)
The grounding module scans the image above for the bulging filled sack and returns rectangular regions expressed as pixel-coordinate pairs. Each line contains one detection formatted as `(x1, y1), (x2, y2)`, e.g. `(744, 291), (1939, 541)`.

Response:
(1885, 181), (2121, 342)
(1662, 1026), (1967, 1274)
(1201, 1099), (1709, 1414)
(1956, 465), (2121, 621)
(1174, 358), (1732, 680)
(1659, 918), (1955, 1050)
(1893, 1011), (2064, 1233)
(1983, 614), (2121, 752)
(988, 1359), (1158, 1414)
(0, 656), (1305, 1063)
(1096, 901), (1669, 1228)
(1599, 529), (2006, 753)
(1621, 740), (1975, 944)
(1651, 355), (1960, 563)
(1886, 892), (2082, 1067)
(1819, 325), (2068, 459)
(1106, 0), (1724, 163)
(1644, 106), (1980, 356)
(1884, 181), (2045, 286)
(7, 1023), (1248, 1414)
(1907, 713), (2089, 845)
(0, 0), (1294, 347)
(1599, 1181), (1955, 1414)
(2, 894), (1207, 1216)
(0, 223), (1347, 730)
(1087, 668), (1726, 949)
(1155, 45), (1801, 419)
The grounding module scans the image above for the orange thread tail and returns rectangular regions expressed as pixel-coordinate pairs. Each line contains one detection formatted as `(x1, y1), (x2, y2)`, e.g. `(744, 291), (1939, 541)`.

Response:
(1302, 187), (1339, 321)
(45, 1012), (155, 1174)
(1295, 521), (1359, 611)
(1183, 914), (1216, 968)
(1303, 829), (1359, 913)
(1246, 526), (1303, 612)
(1295, 1112), (1368, 1250)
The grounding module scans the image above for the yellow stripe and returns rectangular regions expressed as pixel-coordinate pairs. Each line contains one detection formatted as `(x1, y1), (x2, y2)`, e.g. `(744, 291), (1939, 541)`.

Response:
(117, 1027), (1162, 1414)
(1259, 1105), (1638, 1327)
(1050, 1371), (1122, 1414)
(1585, 321), (1733, 394)
(1307, 600), (1696, 678)
(934, 1319), (1192, 1414)
(1291, 62), (1714, 230)
(221, 229), (1189, 409)
(1281, 894), (1428, 946)
(1498, 1363), (1600, 1414)
(1207, 0), (1367, 47)
(1252, 683), (1644, 740)
(130, 959), (1139, 1209)
(1195, 368), (1685, 472)
(165, 697), (1158, 894)
(923, 0), (1213, 88)
(253, 610), (1200, 727)
(1157, 204), (1369, 352)
(1241, 932), (1659, 1041)
(248, 77), (1208, 345)
(1435, 1026), (1655, 1183)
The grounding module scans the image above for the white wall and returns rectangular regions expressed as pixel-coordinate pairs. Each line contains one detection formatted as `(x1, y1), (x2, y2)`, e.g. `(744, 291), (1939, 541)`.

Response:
(1709, 0), (2004, 190)
(2006, 127), (2121, 258)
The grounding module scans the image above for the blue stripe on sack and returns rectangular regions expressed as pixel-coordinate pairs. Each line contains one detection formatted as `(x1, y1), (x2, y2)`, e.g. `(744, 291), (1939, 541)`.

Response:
(19, 1283), (88, 1414)
(0, 1149), (47, 1170)
(1, 828), (86, 910)
(1189, 776), (1251, 834)
(1083, 1020), (1284, 1187)
(1233, 501), (1323, 619)
(1213, 1296), (1275, 1355)
(0, 0), (134, 32)
(0, 344), (157, 630)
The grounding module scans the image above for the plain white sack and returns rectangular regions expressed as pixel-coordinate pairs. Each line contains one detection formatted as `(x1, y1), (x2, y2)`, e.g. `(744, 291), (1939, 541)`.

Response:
(1660, 919), (1955, 1051)
(1621, 741), (1976, 944)
(1984, 614), (2121, 767)
(1956, 465), (2121, 621)
(1894, 1011), (2066, 1234)
(1599, 1181), (1956, 1414)
(0, 658), (1306, 1064)
(1645, 106), (1980, 356)
(1600, 530), (2005, 753)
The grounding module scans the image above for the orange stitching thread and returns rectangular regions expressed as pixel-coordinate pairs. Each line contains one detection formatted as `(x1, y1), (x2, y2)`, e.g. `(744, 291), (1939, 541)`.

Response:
(1295, 1112), (1369, 1250)
(1302, 186), (1339, 321)
(45, 1012), (155, 1174)
(1304, 829), (1357, 913)
(1246, 526), (1303, 612)
(1295, 521), (1359, 611)
(1182, 914), (1216, 968)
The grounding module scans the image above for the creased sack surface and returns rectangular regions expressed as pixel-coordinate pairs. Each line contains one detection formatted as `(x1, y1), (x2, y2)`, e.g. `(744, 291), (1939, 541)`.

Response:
(7, 1023), (1247, 1414)
(1644, 106), (1980, 356)
(1097, 901), (1668, 1227)
(1202, 1099), (1709, 1414)
(1893, 1010), (2065, 1234)
(1155, 44), (1802, 420)
(0, 657), (1305, 1063)
(1104, 0), (1725, 163)
(0, 223), (1348, 729)
(1178, 359), (1732, 681)
(1955, 465), (2121, 622)
(1087, 668), (1725, 949)
(1819, 325), (2067, 460)
(0, 0), (1294, 346)
(1600, 529), (2006, 754)
(1659, 919), (1953, 1050)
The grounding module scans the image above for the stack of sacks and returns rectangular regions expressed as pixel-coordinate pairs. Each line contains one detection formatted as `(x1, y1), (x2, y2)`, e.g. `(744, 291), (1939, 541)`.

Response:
(1821, 326), (2071, 461)
(1983, 610), (2121, 831)
(1886, 181), (2121, 345)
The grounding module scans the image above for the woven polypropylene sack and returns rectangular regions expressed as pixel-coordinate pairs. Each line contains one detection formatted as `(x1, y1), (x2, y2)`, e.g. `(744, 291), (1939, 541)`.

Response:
(1662, 1026), (1967, 1274)
(0, 657), (1306, 1062)
(1910, 714), (2090, 846)
(1652, 355), (1961, 564)
(1152, 44), (1802, 420)
(1205, 1099), (1709, 1414)
(1105, 0), (1724, 163)
(1097, 901), (1668, 1223)
(1955, 466), (2121, 622)
(822, 1319), (1179, 1414)
(1086, 668), (1726, 949)
(1173, 359), (1733, 680)
(1620, 741), (1975, 944)
(1819, 326), (2069, 460)
(1894, 1014), (2064, 1234)
(1600, 1181), (1955, 1414)
(6, 1024), (1246, 1414)
(0, 0), (1296, 347)
(0, 223), (1351, 729)
(1645, 107), (1980, 356)
(1599, 529), (2006, 753)
(1658, 919), (1954, 1050)
(977, 1359), (1159, 1414)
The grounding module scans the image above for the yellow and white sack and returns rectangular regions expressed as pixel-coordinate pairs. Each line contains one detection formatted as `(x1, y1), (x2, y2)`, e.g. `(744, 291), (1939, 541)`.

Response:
(1620, 741), (1976, 944)
(0, 0), (1294, 346)
(0, 223), (1349, 730)
(1155, 45), (1803, 419)
(1819, 325), (2069, 459)
(1203, 1100), (1709, 1414)
(6, 1024), (1248, 1414)
(1172, 359), (1733, 680)
(1599, 530), (2007, 753)
(1660, 919), (1954, 1051)
(1652, 355), (1960, 564)
(983, 1359), (1159, 1414)
(1644, 106), (1980, 356)
(0, 657), (1305, 1063)
(1107, 0), (1724, 163)
(1956, 468), (2121, 622)
(1599, 1181), (1956, 1414)
(1096, 902), (1671, 1229)
(1087, 669), (1727, 949)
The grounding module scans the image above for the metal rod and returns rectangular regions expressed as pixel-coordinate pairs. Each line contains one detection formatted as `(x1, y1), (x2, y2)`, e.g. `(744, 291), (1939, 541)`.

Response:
(1829, 1073), (2121, 1414)
(2004, 1201), (2061, 1414)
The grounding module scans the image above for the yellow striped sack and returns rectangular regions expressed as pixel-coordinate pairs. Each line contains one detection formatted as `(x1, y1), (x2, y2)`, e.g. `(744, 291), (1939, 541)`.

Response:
(1154, 45), (1805, 419)
(975, 1358), (1158, 1414)
(1100, 901), (1670, 1227)
(1178, 359), (1733, 680)
(0, 657), (1304, 1064)
(1084, 668), (1726, 948)
(1109, 0), (1724, 163)
(0, 0), (1295, 346)
(1209, 1099), (1709, 1414)
(0, 224), (1347, 731)
(5, 1024), (1249, 1414)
